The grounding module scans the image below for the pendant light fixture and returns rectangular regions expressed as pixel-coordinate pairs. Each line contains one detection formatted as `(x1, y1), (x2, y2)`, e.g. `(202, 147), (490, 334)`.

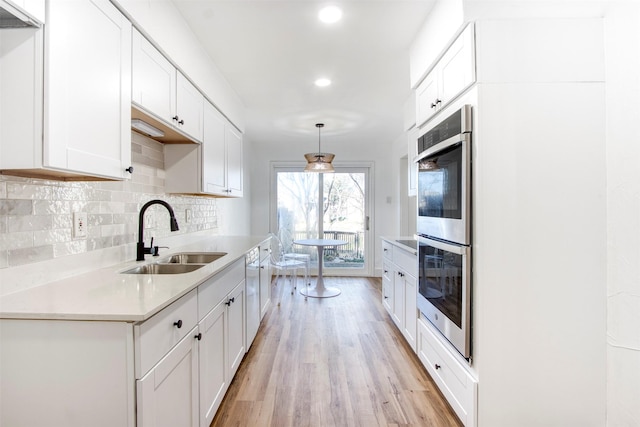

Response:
(304, 123), (335, 173)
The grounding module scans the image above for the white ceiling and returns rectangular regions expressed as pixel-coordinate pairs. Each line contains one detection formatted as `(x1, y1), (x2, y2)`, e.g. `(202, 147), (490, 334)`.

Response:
(172, 0), (436, 149)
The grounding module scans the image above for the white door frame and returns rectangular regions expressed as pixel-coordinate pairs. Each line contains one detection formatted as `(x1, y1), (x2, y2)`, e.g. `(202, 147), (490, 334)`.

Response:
(270, 161), (374, 277)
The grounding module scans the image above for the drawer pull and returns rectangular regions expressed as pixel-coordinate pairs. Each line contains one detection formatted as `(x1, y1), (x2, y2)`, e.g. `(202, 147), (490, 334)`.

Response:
(173, 320), (183, 329)
(195, 333), (202, 341)
(435, 364), (441, 370)
(225, 297), (235, 306)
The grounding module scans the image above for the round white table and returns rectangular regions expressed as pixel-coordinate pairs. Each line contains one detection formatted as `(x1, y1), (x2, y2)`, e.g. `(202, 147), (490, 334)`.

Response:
(293, 239), (347, 298)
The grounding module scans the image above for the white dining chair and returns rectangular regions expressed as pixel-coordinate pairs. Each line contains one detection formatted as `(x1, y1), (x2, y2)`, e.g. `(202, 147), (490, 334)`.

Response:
(278, 229), (311, 287)
(269, 233), (308, 303)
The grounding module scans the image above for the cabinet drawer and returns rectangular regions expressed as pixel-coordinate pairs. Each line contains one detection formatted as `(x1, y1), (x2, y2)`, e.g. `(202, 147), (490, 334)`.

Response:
(394, 246), (417, 276)
(134, 289), (198, 378)
(259, 242), (271, 262)
(417, 317), (476, 426)
(198, 258), (245, 319)
(382, 240), (393, 262)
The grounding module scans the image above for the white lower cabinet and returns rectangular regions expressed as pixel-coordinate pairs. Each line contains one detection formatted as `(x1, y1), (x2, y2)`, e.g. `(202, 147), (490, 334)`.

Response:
(402, 272), (417, 349)
(136, 261), (247, 427)
(259, 243), (272, 319)
(0, 319), (135, 427)
(137, 328), (200, 427)
(198, 300), (227, 427)
(0, 250), (264, 427)
(381, 239), (417, 351)
(382, 261), (393, 314)
(245, 248), (261, 348)
(226, 281), (246, 378)
(196, 258), (246, 426)
(417, 317), (477, 427)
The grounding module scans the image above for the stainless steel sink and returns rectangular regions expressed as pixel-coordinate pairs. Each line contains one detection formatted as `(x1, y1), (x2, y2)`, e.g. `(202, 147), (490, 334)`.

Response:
(122, 263), (204, 275)
(160, 252), (227, 264)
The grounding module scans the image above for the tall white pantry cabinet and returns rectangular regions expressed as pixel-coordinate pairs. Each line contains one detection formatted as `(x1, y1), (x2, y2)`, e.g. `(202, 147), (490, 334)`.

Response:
(411, 17), (606, 427)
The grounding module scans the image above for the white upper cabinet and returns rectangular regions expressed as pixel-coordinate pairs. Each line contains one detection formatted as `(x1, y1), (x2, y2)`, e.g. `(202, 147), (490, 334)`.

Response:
(165, 100), (243, 197)
(132, 29), (203, 143)
(132, 29), (176, 124)
(225, 125), (243, 197)
(3, 0), (45, 24)
(0, 0), (132, 181)
(45, 0), (132, 179)
(176, 72), (204, 142)
(416, 24), (475, 128)
(202, 101), (227, 194)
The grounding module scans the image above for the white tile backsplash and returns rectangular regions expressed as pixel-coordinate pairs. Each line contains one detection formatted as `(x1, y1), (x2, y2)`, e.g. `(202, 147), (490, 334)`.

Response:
(0, 132), (219, 295)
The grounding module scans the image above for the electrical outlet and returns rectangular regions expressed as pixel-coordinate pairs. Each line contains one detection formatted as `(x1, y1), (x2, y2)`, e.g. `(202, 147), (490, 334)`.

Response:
(185, 209), (192, 223)
(73, 212), (87, 239)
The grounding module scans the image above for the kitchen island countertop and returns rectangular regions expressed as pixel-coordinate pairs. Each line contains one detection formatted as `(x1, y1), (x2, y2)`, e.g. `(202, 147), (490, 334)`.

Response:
(0, 235), (268, 322)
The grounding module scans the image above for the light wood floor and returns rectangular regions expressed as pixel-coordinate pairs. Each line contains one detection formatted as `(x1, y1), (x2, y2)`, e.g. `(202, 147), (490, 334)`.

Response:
(211, 276), (463, 427)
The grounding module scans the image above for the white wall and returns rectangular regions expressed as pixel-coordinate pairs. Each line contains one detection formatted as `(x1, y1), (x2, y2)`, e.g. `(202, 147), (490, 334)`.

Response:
(604, 3), (640, 425)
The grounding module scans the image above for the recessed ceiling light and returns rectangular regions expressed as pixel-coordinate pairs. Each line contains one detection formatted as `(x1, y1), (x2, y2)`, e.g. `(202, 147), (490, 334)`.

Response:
(315, 78), (331, 87)
(318, 6), (342, 24)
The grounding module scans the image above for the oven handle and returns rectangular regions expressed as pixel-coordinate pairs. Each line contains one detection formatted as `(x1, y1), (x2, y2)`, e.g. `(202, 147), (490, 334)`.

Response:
(418, 236), (469, 255)
(413, 132), (470, 163)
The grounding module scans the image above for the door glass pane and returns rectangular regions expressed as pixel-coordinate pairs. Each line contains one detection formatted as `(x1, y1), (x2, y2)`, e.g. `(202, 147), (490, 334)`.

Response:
(277, 172), (319, 265)
(276, 171), (366, 272)
(322, 173), (365, 270)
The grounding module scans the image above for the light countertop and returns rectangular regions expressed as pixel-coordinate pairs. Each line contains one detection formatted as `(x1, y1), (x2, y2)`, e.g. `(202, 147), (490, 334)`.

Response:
(381, 236), (418, 254)
(0, 235), (268, 322)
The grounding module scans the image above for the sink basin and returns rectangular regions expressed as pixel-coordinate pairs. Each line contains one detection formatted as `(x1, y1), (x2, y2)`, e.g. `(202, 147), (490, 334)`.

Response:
(160, 252), (227, 264)
(122, 263), (204, 275)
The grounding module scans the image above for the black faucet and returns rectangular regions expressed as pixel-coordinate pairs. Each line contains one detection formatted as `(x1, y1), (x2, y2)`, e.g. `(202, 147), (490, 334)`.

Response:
(137, 199), (180, 261)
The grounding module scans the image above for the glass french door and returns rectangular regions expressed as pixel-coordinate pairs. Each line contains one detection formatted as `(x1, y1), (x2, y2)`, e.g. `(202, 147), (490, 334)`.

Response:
(273, 165), (371, 276)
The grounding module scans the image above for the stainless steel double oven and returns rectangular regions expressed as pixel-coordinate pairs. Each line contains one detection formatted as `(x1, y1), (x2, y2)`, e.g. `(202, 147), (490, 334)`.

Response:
(415, 105), (472, 359)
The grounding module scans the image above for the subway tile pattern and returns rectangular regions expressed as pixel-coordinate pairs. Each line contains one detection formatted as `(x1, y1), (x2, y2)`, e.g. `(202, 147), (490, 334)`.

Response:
(0, 133), (218, 269)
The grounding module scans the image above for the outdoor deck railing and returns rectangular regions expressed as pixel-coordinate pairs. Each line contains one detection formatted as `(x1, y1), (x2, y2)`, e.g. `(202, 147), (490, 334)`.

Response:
(291, 230), (364, 260)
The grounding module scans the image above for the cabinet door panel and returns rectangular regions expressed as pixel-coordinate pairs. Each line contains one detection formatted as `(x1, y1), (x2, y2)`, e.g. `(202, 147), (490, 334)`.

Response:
(0, 27), (43, 169)
(226, 125), (243, 196)
(392, 272), (403, 327)
(415, 70), (438, 127)
(176, 72), (203, 142)
(203, 101), (227, 195)
(227, 281), (246, 377)
(199, 302), (227, 427)
(132, 29), (176, 122)
(137, 330), (199, 427)
(439, 26), (475, 106)
(246, 257), (261, 347)
(259, 254), (272, 319)
(403, 274), (417, 350)
(382, 262), (393, 314)
(45, 0), (131, 179)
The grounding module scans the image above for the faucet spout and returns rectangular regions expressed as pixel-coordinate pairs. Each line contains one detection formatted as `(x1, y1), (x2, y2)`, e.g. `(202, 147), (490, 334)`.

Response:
(137, 200), (180, 261)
